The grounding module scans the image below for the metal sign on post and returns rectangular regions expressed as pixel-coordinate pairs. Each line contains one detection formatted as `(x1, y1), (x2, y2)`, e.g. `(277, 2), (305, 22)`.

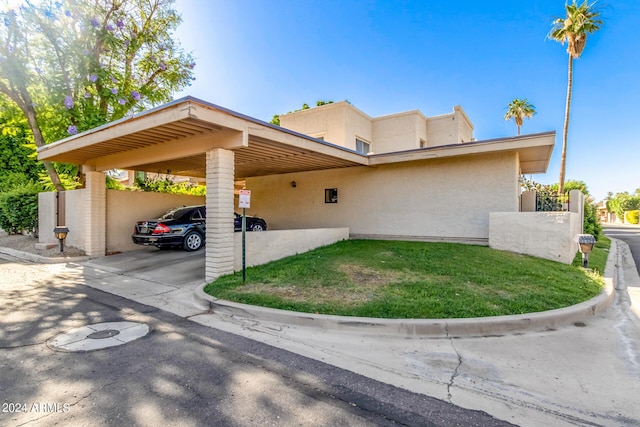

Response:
(238, 190), (251, 282)
(238, 190), (251, 209)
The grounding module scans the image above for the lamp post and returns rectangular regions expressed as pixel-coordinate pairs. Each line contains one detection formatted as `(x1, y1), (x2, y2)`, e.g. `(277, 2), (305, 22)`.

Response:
(574, 234), (596, 268)
(53, 226), (69, 253)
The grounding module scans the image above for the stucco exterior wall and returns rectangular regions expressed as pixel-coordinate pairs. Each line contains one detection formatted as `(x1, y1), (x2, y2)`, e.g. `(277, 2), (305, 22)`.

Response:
(520, 191), (537, 212)
(244, 152), (519, 242)
(106, 190), (205, 254)
(372, 111), (426, 153)
(233, 228), (349, 270)
(38, 190), (86, 250)
(454, 106), (474, 143)
(65, 190), (86, 249)
(489, 212), (581, 264)
(282, 102), (474, 154)
(427, 113), (458, 146)
(280, 101), (372, 150)
(38, 192), (56, 244)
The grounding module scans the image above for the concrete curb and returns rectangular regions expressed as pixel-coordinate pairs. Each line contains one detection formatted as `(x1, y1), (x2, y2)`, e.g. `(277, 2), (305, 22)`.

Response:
(0, 246), (90, 264)
(195, 245), (617, 338)
(610, 237), (640, 319)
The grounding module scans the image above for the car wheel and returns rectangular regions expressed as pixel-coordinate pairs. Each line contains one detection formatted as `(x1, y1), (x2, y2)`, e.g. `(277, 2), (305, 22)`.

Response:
(183, 231), (203, 251)
(250, 223), (265, 231)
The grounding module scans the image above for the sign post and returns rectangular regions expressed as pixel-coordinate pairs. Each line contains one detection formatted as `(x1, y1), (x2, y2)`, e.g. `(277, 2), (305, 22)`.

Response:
(238, 190), (251, 283)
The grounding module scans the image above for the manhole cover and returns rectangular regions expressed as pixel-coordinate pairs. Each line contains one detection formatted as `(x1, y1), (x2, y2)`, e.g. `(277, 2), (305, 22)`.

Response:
(88, 329), (120, 339)
(48, 321), (150, 352)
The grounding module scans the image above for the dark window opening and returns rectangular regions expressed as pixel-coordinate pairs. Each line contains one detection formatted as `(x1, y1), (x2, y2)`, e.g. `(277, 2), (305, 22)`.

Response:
(325, 188), (338, 203)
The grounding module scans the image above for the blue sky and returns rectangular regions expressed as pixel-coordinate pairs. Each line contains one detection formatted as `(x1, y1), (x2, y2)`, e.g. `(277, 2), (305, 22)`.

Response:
(173, 0), (638, 202)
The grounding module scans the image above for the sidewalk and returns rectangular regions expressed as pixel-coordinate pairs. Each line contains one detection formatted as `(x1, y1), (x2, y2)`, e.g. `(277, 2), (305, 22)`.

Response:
(2, 238), (639, 426)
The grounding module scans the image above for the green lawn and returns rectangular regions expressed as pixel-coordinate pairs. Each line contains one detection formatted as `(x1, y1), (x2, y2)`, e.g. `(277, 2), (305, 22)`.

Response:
(205, 238), (610, 319)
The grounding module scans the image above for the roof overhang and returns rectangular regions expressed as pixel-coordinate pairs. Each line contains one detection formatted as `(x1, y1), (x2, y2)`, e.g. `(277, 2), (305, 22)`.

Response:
(368, 131), (555, 174)
(37, 96), (368, 179)
(38, 97), (554, 179)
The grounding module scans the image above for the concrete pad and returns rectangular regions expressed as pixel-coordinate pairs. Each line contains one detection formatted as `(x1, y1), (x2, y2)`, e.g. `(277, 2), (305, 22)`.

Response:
(137, 284), (210, 318)
(81, 248), (205, 287)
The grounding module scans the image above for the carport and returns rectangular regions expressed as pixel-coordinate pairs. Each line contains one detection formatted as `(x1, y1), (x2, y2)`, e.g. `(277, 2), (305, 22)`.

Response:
(38, 96), (367, 281)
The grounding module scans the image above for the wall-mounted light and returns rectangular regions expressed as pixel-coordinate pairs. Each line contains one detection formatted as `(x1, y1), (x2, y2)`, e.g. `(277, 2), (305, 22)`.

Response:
(291, 181), (297, 188)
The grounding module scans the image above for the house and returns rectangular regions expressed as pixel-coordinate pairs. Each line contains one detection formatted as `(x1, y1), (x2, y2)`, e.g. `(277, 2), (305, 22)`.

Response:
(37, 96), (571, 282)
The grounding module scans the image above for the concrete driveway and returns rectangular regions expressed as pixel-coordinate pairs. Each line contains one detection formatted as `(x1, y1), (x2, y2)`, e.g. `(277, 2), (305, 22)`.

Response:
(79, 248), (207, 316)
(83, 247), (205, 287)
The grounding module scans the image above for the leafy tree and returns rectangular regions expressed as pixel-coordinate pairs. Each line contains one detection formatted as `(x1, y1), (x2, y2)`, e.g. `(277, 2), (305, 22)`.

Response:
(548, 0), (603, 195)
(270, 100), (334, 126)
(0, 0), (195, 191)
(504, 98), (535, 136)
(608, 192), (640, 220)
(0, 101), (45, 191)
(134, 175), (205, 196)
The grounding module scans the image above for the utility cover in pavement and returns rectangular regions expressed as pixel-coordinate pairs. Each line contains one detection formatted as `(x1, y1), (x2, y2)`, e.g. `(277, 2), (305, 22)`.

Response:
(48, 321), (149, 352)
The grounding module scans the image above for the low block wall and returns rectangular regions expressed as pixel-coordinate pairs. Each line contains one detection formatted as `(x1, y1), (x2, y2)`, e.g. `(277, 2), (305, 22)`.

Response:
(106, 190), (205, 254)
(38, 192), (56, 244)
(489, 212), (581, 264)
(39, 189), (205, 254)
(38, 190), (86, 250)
(233, 228), (349, 270)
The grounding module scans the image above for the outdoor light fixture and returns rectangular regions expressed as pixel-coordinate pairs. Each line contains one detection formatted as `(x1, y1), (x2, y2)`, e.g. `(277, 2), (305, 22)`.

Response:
(574, 234), (596, 268)
(291, 181), (297, 188)
(53, 226), (69, 253)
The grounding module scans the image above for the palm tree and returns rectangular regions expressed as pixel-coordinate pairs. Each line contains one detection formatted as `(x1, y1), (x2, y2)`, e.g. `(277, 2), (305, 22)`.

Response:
(504, 98), (536, 136)
(548, 0), (602, 194)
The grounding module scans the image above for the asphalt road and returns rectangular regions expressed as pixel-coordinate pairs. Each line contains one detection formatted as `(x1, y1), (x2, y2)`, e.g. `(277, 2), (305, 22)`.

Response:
(605, 225), (640, 275)
(0, 256), (512, 427)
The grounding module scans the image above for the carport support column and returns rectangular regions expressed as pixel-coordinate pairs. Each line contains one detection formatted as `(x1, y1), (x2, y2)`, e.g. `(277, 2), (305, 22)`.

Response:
(205, 148), (235, 282)
(84, 170), (106, 257)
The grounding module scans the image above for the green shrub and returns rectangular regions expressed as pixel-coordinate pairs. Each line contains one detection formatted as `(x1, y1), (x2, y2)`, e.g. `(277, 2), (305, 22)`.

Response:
(625, 210), (639, 225)
(0, 185), (41, 234)
(106, 175), (125, 190)
(584, 200), (602, 239)
(134, 176), (206, 196)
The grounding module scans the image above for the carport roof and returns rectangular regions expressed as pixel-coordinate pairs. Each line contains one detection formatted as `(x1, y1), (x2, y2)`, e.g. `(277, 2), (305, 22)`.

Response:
(37, 96), (368, 179)
(37, 96), (555, 177)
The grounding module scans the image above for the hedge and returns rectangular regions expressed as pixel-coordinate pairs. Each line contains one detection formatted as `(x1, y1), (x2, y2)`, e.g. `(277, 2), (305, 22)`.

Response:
(0, 187), (40, 234)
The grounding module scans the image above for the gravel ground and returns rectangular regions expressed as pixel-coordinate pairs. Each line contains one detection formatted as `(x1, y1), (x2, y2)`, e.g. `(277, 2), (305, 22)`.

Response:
(0, 230), (86, 257)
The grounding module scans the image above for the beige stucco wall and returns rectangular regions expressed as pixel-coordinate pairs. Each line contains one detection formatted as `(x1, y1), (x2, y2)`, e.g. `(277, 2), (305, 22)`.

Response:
(426, 106), (475, 146)
(38, 190), (86, 250)
(40, 189), (206, 253)
(244, 152), (519, 242)
(233, 228), (349, 270)
(489, 212), (581, 264)
(280, 101), (372, 150)
(520, 191), (537, 212)
(372, 111), (427, 153)
(454, 106), (474, 143)
(106, 190), (205, 253)
(66, 189), (86, 250)
(282, 102), (474, 154)
(38, 192), (56, 244)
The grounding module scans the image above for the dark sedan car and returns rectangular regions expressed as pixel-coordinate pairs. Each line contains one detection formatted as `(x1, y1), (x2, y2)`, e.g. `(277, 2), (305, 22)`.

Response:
(132, 205), (267, 251)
